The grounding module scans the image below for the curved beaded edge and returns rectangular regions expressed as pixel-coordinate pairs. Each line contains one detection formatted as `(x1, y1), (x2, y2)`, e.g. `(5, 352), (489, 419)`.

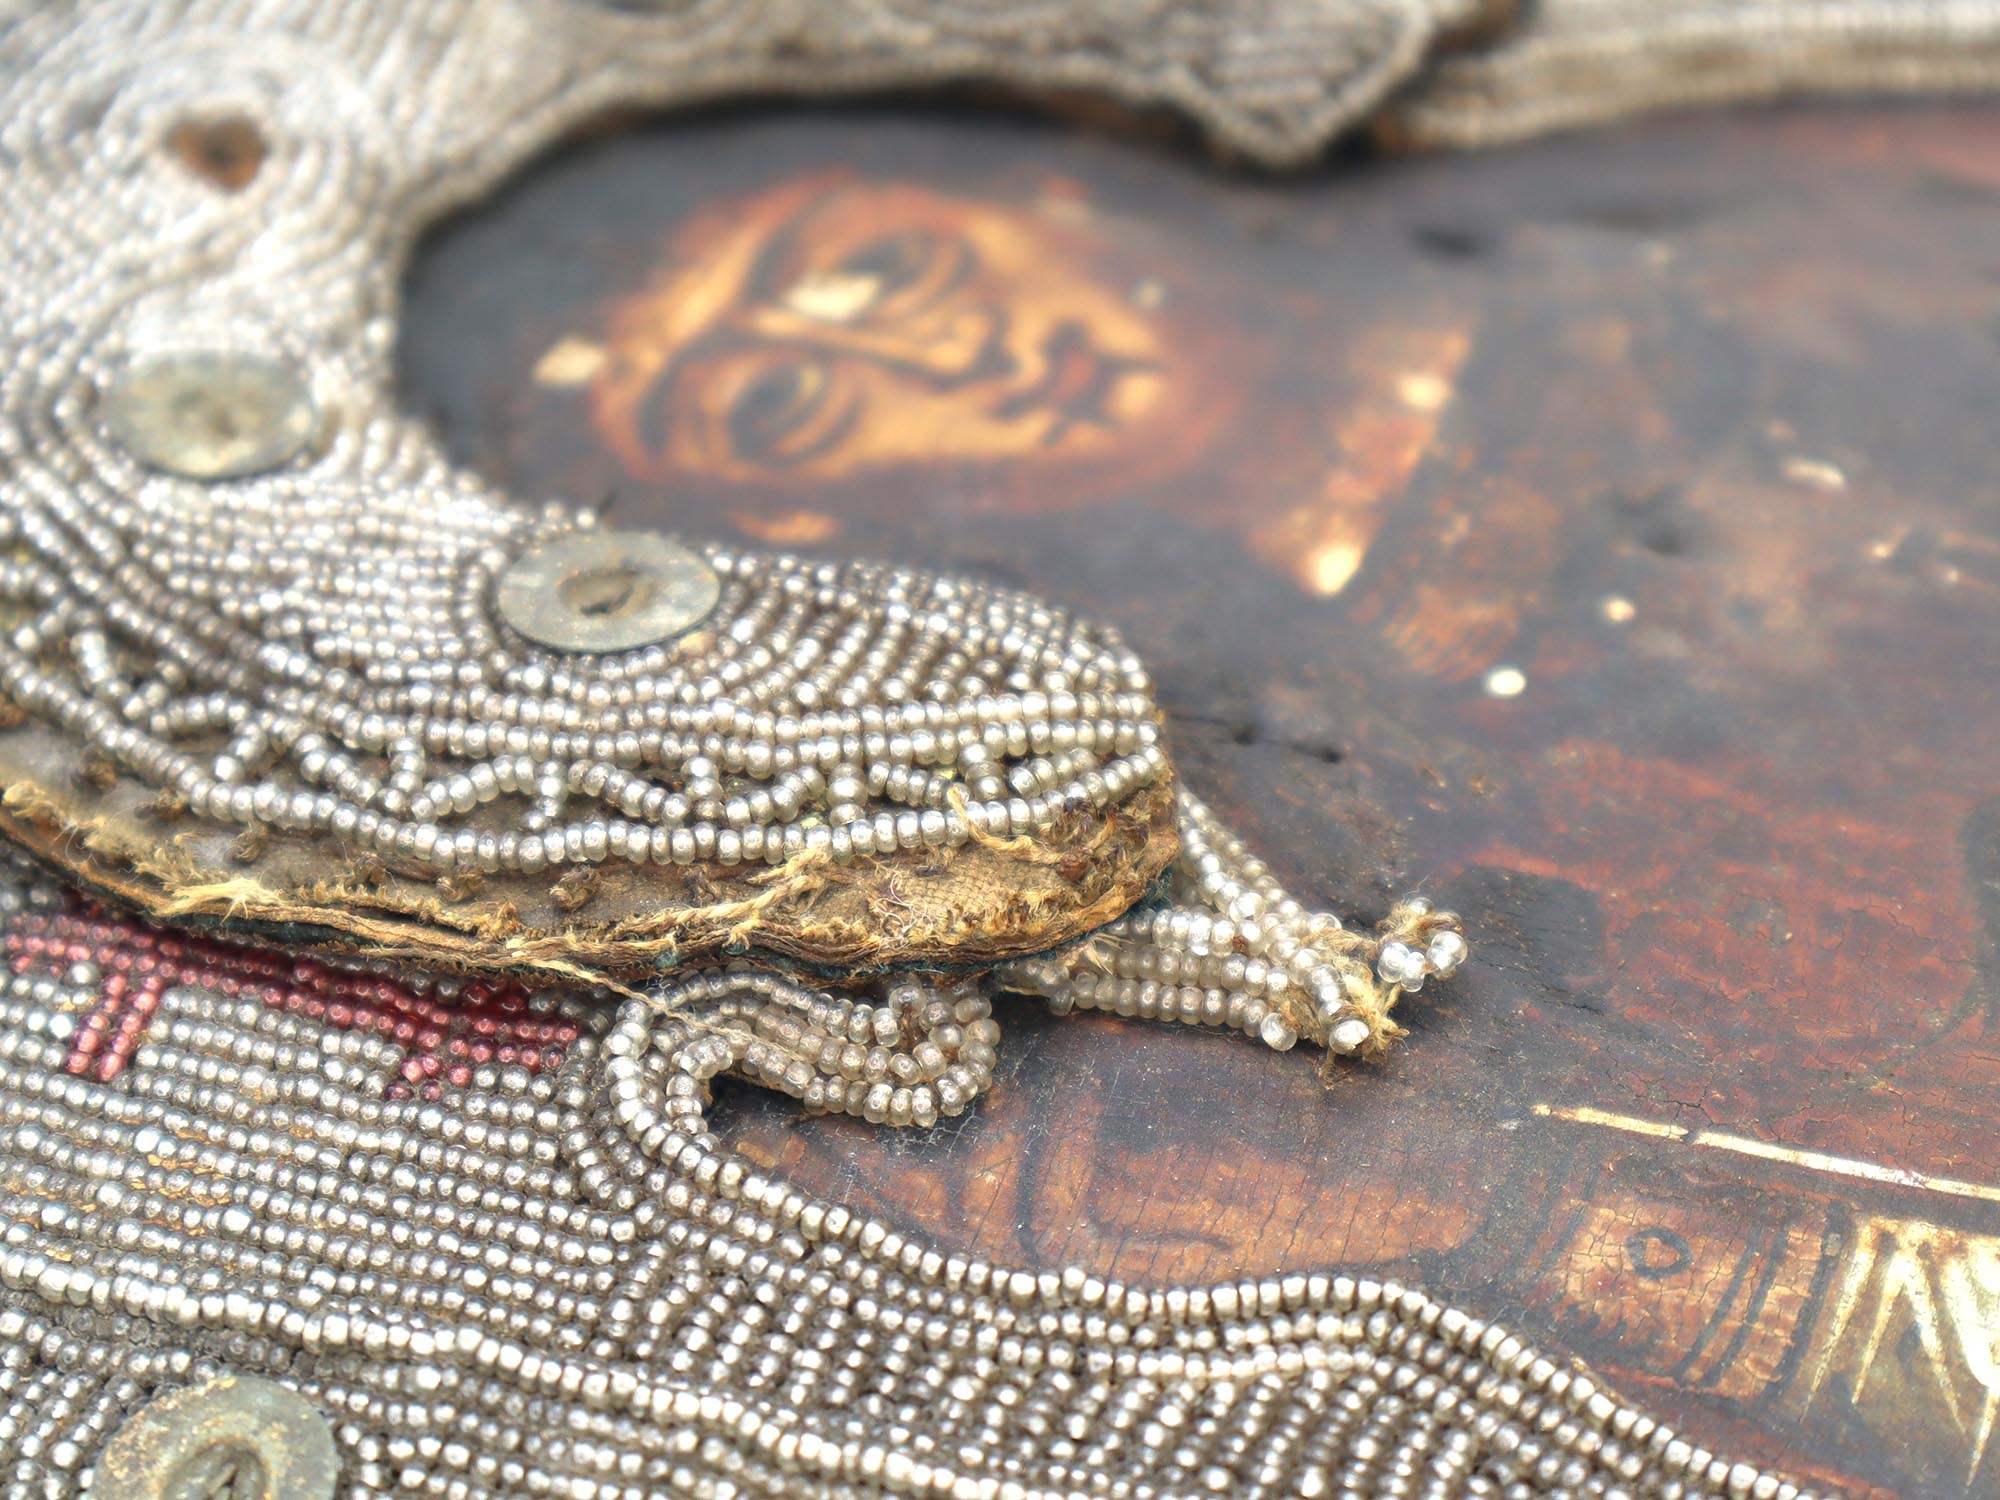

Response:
(0, 869), (1818, 1498)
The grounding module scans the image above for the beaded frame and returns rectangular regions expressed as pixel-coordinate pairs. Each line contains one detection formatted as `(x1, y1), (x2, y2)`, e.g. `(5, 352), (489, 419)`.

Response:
(0, 1), (1948, 1495)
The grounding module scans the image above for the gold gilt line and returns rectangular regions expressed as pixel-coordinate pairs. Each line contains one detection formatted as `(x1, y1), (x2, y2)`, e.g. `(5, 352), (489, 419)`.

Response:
(1533, 1103), (2000, 1207)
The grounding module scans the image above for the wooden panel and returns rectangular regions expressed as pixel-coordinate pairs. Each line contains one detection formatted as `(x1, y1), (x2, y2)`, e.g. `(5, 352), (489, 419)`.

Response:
(400, 100), (2000, 1500)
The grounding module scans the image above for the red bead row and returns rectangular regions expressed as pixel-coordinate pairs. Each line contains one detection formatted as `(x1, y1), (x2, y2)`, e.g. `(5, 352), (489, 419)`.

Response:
(5, 899), (578, 1097)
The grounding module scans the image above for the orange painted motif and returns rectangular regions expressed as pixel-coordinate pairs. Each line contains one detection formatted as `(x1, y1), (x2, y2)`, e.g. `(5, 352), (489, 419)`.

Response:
(593, 175), (1217, 498)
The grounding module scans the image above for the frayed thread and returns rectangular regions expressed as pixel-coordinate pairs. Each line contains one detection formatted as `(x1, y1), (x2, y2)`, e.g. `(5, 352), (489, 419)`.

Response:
(1278, 898), (1468, 1074)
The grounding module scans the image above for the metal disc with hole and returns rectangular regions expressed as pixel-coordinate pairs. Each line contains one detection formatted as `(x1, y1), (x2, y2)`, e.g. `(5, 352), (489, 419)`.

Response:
(495, 530), (721, 653)
(92, 1375), (338, 1500)
(101, 351), (318, 481)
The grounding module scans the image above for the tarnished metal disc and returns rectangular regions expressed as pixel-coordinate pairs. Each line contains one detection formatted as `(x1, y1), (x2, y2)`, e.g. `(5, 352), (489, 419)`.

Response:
(93, 1375), (338, 1500)
(101, 352), (318, 481)
(496, 530), (721, 653)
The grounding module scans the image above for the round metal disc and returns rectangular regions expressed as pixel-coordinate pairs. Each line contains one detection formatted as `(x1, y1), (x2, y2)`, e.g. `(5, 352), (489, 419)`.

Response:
(496, 530), (720, 653)
(93, 1375), (338, 1500)
(102, 351), (317, 480)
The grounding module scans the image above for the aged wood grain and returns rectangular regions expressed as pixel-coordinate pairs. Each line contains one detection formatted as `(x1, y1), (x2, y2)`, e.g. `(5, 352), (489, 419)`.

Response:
(400, 99), (2000, 1500)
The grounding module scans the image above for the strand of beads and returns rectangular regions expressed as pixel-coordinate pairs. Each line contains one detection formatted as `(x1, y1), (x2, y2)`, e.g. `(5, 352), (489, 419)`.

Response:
(1001, 788), (1469, 1059)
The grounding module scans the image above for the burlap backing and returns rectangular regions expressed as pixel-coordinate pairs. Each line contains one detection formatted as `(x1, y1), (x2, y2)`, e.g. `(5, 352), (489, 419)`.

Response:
(0, 722), (1180, 986)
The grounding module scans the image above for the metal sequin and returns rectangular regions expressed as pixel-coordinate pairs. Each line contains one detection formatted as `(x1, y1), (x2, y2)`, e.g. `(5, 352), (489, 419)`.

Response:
(495, 530), (721, 652)
(91, 1376), (336, 1500)
(100, 353), (316, 481)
